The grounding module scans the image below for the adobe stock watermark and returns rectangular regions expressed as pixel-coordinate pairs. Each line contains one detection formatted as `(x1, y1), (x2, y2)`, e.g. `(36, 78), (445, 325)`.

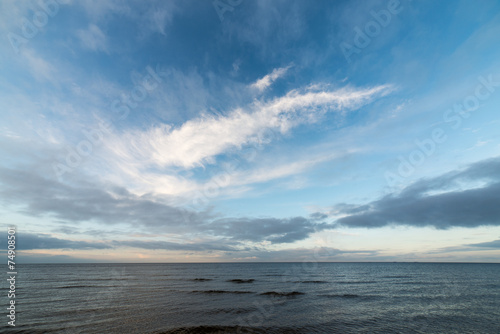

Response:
(340, 0), (408, 64)
(52, 65), (166, 182)
(385, 74), (499, 188)
(7, 0), (69, 54)
(213, 0), (243, 22)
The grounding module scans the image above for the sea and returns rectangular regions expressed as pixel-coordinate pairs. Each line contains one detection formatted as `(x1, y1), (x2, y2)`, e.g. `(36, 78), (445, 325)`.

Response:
(3, 263), (500, 333)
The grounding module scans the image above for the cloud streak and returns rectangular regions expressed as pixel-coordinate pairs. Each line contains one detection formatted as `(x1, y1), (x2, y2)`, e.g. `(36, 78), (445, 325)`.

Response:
(250, 66), (291, 92)
(467, 239), (500, 249)
(103, 83), (393, 170)
(0, 230), (377, 263)
(0, 233), (111, 250)
(0, 232), (237, 252)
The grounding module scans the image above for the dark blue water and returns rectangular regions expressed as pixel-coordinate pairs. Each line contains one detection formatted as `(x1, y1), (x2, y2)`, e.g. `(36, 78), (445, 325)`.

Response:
(3, 263), (500, 333)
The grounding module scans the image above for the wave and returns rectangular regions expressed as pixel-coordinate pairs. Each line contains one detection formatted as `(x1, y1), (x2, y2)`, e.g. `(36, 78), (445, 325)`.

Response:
(260, 291), (304, 297)
(193, 278), (213, 281)
(57, 285), (123, 289)
(323, 293), (360, 299)
(30, 277), (131, 282)
(191, 290), (253, 294)
(393, 281), (438, 285)
(336, 280), (378, 284)
(157, 325), (328, 333)
(292, 280), (328, 284)
(157, 326), (267, 333)
(52, 308), (104, 317)
(321, 294), (380, 300)
(207, 307), (257, 315)
(1, 327), (62, 334)
(227, 279), (255, 283)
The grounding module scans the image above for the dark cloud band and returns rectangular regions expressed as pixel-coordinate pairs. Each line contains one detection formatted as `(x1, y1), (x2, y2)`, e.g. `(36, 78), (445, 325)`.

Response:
(335, 157), (500, 229)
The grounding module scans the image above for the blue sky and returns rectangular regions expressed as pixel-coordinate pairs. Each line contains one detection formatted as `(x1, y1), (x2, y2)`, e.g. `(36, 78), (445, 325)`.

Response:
(1, 0), (500, 263)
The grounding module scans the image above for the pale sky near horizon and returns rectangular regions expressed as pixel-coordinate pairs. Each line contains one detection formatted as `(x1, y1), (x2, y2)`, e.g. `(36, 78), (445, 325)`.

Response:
(1, 0), (500, 263)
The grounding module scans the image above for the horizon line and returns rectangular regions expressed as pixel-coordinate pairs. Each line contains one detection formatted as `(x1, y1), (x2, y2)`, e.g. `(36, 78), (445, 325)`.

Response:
(17, 261), (500, 264)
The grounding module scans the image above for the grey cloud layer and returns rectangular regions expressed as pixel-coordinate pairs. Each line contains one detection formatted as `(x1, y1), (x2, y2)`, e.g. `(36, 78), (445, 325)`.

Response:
(0, 233), (237, 252)
(208, 217), (328, 244)
(2, 232), (377, 263)
(3, 156), (499, 250)
(0, 167), (207, 228)
(334, 157), (500, 229)
(467, 239), (500, 249)
(0, 167), (329, 244)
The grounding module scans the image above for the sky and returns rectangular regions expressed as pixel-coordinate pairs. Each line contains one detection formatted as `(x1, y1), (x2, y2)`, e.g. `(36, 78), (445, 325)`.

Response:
(1, 0), (500, 263)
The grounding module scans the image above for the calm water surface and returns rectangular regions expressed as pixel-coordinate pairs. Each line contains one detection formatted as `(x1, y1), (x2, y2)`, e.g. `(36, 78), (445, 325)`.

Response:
(4, 263), (500, 333)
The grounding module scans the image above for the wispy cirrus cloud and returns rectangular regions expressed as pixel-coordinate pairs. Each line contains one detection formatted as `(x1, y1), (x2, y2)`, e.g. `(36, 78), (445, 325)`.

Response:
(92, 80), (392, 198)
(102, 82), (393, 171)
(77, 24), (108, 52)
(250, 66), (291, 92)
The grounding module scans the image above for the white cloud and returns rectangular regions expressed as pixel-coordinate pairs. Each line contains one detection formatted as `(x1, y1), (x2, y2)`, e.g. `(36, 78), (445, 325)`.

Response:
(250, 66), (291, 92)
(103, 84), (392, 171)
(215, 152), (340, 189)
(89, 82), (393, 198)
(102, 86), (390, 169)
(94, 133), (355, 199)
(22, 49), (56, 82)
(77, 24), (108, 52)
(147, 5), (176, 35)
